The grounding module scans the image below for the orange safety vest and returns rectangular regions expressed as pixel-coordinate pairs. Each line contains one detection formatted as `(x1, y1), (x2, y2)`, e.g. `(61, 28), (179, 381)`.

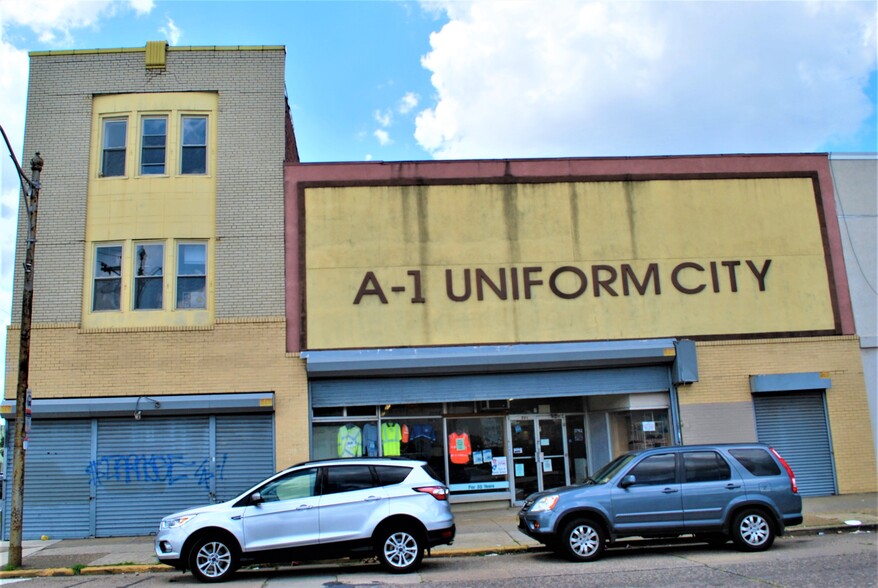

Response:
(448, 432), (472, 464)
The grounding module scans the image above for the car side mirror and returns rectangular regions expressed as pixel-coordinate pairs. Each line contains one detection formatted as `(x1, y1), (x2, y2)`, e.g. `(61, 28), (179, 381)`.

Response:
(620, 474), (636, 488)
(250, 491), (264, 505)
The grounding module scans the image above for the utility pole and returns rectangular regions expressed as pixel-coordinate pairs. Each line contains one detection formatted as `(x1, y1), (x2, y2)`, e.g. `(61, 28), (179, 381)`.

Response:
(1, 124), (43, 569)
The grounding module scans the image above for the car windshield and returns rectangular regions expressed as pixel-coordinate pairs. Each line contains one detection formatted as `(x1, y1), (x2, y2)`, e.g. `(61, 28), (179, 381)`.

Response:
(589, 453), (636, 484)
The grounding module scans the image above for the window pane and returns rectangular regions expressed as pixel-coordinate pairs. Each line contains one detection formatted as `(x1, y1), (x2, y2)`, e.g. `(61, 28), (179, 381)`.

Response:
(143, 118), (166, 136)
(178, 243), (206, 274)
(102, 120), (127, 177)
(323, 465), (376, 495)
(260, 468), (317, 503)
(176, 277), (206, 309)
(93, 245), (122, 311)
(181, 146), (206, 174)
(182, 117), (206, 144)
(134, 244), (163, 310)
(684, 451), (731, 483)
(729, 448), (781, 476)
(102, 150), (125, 177)
(629, 454), (676, 485)
(181, 116), (207, 174)
(177, 243), (206, 309)
(103, 120), (127, 148)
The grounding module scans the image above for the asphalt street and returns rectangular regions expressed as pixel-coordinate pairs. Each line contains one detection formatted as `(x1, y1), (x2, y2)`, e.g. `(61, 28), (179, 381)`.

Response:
(0, 529), (873, 587)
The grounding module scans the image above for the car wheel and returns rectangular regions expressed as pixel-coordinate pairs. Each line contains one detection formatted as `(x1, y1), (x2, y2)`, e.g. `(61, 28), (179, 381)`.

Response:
(695, 532), (729, 548)
(559, 518), (605, 562)
(376, 527), (424, 573)
(189, 535), (238, 583)
(732, 509), (775, 551)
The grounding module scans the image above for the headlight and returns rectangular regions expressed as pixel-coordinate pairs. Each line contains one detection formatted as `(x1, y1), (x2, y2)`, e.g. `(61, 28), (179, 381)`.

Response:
(160, 515), (196, 529)
(530, 495), (559, 513)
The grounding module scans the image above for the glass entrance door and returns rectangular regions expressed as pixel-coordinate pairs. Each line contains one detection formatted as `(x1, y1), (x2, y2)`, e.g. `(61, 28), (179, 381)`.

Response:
(509, 416), (568, 503)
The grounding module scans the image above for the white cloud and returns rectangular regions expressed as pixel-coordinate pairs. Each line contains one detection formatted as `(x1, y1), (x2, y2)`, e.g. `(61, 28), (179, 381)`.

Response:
(374, 109), (392, 128)
(0, 0), (152, 44)
(374, 129), (392, 146)
(160, 16), (181, 46)
(399, 92), (419, 114)
(415, 1), (877, 159)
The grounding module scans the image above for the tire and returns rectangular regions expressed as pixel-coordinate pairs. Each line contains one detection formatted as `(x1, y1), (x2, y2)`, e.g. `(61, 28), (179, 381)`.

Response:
(695, 532), (729, 548)
(731, 509), (775, 552)
(559, 518), (605, 562)
(188, 535), (239, 583)
(376, 527), (425, 573)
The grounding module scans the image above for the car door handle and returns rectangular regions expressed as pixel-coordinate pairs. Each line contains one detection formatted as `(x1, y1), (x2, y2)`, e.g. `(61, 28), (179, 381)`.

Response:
(296, 504), (313, 510)
(662, 487), (679, 494)
(364, 495), (382, 502)
(725, 483), (742, 490)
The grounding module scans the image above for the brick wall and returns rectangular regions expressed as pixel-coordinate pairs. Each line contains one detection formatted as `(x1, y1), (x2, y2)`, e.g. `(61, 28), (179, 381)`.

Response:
(5, 320), (310, 468)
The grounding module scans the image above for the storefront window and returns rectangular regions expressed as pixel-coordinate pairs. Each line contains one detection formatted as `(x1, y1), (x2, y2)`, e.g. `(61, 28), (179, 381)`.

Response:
(399, 418), (445, 487)
(313, 422), (379, 460)
(446, 416), (508, 494)
(610, 409), (670, 455)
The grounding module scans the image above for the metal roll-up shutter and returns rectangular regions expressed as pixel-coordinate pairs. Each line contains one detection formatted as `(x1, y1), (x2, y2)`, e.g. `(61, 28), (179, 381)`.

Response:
(312, 366), (670, 408)
(3, 419), (92, 540)
(753, 391), (836, 496)
(94, 417), (210, 536)
(215, 414), (275, 503)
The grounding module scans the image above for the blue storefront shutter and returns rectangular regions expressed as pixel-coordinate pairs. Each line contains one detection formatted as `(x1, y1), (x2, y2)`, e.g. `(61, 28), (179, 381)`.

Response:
(94, 417), (211, 537)
(215, 414), (276, 503)
(753, 391), (837, 496)
(3, 420), (92, 540)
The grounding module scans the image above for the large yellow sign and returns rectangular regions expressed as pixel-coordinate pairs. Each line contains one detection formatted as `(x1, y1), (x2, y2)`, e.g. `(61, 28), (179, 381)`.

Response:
(304, 178), (835, 349)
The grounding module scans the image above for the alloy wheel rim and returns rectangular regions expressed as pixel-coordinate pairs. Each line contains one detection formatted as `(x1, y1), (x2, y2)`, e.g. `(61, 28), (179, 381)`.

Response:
(740, 514), (769, 546)
(196, 541), (232, 578)
(570, 525), (599, 556)
(384, 531), (418, 568)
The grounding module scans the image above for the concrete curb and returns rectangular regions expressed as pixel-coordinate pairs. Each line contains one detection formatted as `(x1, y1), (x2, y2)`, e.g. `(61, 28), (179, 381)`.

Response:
(0, 525), (871, 579)
(79, 564), (176, 575)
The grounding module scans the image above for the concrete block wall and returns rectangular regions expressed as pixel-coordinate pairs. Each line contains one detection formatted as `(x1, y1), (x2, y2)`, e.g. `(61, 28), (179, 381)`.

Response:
(680, 336), (877, 493)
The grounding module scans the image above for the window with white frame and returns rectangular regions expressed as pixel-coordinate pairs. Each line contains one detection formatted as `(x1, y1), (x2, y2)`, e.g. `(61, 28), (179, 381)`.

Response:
(140, 116), (167, 175)
(101, 119), (127, 177)
(180, 116), (207, 174)
(93, 245), (123, 311)
(177, 242), (207, 309)
(133, 243), (164, 310)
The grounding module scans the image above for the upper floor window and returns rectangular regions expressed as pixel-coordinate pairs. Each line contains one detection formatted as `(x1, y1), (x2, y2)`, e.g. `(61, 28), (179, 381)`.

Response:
(93, 245), (122, 310)
(177, 242), (207, 309)
(140, 117), (167, 175)
(134, 243), (164, 310)
(181, 116), (207, 174)
(101, 119), (127, 177)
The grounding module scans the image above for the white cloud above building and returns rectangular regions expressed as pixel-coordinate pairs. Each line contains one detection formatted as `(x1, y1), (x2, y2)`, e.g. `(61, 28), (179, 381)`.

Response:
(415, 1), (877, 159)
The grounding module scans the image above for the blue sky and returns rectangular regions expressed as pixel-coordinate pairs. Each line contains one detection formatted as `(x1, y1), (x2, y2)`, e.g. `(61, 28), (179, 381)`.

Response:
(1, 0), (876, 395)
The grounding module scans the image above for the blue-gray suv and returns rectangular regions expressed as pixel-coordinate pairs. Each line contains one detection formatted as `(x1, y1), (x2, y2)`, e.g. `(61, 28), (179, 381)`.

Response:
(518, 443), (802, 562)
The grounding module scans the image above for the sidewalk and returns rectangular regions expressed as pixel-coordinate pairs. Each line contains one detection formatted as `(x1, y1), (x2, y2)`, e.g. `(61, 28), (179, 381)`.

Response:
(0, 493), (874, 579)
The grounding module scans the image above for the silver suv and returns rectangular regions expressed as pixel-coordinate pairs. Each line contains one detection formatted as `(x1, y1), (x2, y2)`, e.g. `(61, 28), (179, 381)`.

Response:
(156, 458), (455, 582)
(518, 443), (802, 562)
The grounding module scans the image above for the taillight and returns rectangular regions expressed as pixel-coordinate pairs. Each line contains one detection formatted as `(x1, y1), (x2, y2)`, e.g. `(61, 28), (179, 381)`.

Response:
(415, 486), (449, 500)
(769, 447), (798, 494)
